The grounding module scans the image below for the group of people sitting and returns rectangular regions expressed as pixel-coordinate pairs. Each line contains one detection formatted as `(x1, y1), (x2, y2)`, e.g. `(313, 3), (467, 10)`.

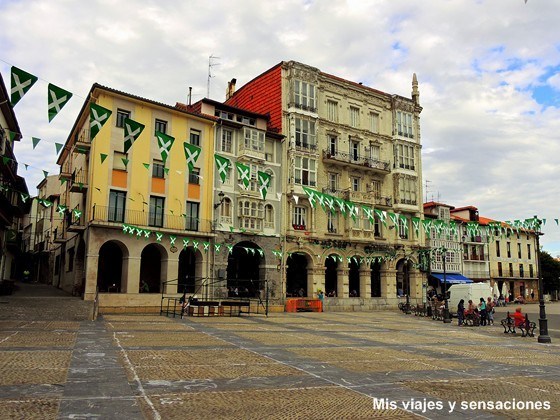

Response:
(457, 297), (496, 326)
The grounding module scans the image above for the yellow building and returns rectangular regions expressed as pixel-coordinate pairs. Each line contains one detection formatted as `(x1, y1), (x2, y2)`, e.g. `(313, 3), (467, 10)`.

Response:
(56, 84), (216, 311)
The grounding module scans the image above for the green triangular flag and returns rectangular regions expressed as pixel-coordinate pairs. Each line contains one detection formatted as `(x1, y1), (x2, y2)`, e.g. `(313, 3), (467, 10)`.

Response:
(43, 170), (48, 178)
(60, 177), (69, 185)
(236, 162), (250, 189)
(76, 147), (87, 154)
(183, 142), (201, 172)
(257, 171), (271, 199)
(123, 118), (145, 153)
(215, 154), (231, 183)
(32, 137), (41, 149)
(156, 131), (175, 164)
(100, 153), (108, 163)
(122, 158), (129, 168)
(8, 131), (16, 142)
(2, 156), (10, 165)
(90, 103), (112, 140)
(11, 66), (38, 106)
(164, 167), (170, 175)
(143, 163), (150, 170)
(55, 143), (63, 154)
(48, 83), (73, 122)
(24, 163), (29, 170)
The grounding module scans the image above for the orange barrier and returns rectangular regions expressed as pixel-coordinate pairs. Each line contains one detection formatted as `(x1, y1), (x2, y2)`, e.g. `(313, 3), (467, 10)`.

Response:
(285, 298), (323, 313)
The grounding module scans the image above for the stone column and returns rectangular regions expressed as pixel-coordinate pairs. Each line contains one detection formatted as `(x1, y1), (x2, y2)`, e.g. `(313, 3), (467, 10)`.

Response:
(84, 253), (98, 301)
(359, 268), (371, 298)
(337, 268), (349, 298)
(308, 267), (325, 297)
(164, 256), (179, 294)
(409, 270), (424, 304)
(125, 256), (141, 294)
(382, 268), (397, 300)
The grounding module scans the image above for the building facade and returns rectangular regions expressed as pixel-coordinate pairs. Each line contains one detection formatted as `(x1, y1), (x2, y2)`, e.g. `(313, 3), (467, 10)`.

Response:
(226, 61), (426, 309)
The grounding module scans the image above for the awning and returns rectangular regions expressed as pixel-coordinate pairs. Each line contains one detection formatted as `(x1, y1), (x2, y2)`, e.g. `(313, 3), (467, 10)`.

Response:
(430, 273), (473, 284)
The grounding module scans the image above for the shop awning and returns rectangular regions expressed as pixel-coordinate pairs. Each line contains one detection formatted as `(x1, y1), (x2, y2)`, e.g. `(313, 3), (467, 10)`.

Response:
(431, 273), (473, 284)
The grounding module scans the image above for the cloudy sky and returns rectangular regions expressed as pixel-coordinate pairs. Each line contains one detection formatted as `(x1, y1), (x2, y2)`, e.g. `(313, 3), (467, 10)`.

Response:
(1, 0), (559, 255)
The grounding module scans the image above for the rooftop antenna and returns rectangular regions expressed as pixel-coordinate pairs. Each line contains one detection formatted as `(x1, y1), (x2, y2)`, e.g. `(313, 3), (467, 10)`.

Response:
(207, 55), (220, 98)
(424, 179), (431, 203)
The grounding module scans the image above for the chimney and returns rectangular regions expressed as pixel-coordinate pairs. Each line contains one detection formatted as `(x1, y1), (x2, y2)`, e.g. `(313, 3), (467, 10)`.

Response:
(412, 73), (419, 105)
(226, 78), (237, 100)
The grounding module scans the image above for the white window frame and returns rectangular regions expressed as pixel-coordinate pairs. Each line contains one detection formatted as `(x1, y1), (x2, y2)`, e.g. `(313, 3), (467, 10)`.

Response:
(220, 128), (233, 153)
(292, 205), (307, 228)
(294, 80), (316, 110)
(294, 156), (316, 187)
(244, 128), (265, 152)
(349, 106), (360, 128)
(327, 100), (338, 122)
(295, 118), (316, 148)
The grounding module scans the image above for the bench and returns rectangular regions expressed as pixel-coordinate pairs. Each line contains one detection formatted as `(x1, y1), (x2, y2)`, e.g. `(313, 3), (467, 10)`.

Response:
(221, 301), (250, 317)
(500, 312), (536, 337)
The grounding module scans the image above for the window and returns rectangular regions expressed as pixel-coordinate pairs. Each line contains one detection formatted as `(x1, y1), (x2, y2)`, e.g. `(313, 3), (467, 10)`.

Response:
(292, 206), (307, 229)
(350, 140), (359, 161)
(294, 80), (316, 110)
(508, 263), (514, 277)
(152, 160), (164, 178)
(395, 143), (415, 170)
(369, 180), (381, 197)
(149, 196), (165, 227)
(527, 244), (531, 259)
(113, 152), (128, 171)
(220, 197), (232, 219)
(370, 145), (380, 161)
(327, 100), (338, 122)
(236, 115), (255, 126)
(351, 177), (360, 192)
(215, 110), (234, 120)
(116, 109), (131, 128)
(328, 173), (338, 193)
(529, 264), (534, 278)
(520, 264), (524, 278)
(398, 176), (417, 205)
(186, 201), (199, 230)
(155, 119), (167, 134)
(189, 168), (200, 185)
(327, 211), (338, 233)
(374, 214), (382, 237)
(295, 118), (316, 149)
(498, 262), (503, 277)
(67, 247), (74, 272)
(238, 200), (263, 230)
(517, 243), (522, 258)
(109, 190), (126, 223)
(328, 135), (337, 155)
(294, 156), (316, 186)
(398, 217), (409, 239)
(496, 241), (501, 257)
(349, 106), (360, 127)
(248, 164), (263, 192)
(369, 112), (379, 133)
(190, 129), (201, 146)
(396, 111), (413, 138)
(220, 129), (233, 153)
(264, 204), (274, 229)
(244, 128), (265, 151)
(507, 242), (511, 258)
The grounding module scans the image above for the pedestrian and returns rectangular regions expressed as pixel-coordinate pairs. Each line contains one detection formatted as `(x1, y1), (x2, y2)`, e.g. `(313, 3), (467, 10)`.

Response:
(478, 297), (487, 326)
(531, 290), (535, 301)
(486, 297), (494, 325)
(457, 299), (465, 326)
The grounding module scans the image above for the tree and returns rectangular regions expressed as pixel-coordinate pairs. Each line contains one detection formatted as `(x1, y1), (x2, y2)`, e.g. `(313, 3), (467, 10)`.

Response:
(539, 250), (560, 294)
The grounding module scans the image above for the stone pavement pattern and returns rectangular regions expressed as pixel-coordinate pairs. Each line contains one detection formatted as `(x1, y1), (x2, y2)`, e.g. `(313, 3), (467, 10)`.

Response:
(1, 283), (560, 419)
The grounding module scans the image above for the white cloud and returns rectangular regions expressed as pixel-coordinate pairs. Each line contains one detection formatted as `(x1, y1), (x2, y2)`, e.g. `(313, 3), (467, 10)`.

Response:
(1, 0), (560, 254)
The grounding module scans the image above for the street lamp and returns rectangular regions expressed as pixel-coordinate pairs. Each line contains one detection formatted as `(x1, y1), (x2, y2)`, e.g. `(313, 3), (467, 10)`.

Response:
(214, 191), (226, 209)
(441, 247), (452, 323)
(534, 216), (551, 343)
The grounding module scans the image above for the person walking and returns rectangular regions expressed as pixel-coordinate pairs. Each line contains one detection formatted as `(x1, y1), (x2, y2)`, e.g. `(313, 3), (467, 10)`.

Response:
(486, 297), (494, 325)
(478, 297), (487, 326)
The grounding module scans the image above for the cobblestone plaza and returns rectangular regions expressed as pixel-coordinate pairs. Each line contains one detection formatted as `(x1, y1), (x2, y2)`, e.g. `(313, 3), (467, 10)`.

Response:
(1, 285), (560, 419)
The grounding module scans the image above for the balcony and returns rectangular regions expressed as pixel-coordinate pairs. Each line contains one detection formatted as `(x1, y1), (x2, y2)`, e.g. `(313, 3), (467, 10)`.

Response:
(74, 128), (91, 153)
(238, 144), (265, 161)
(0, 140), (18, 177)
(91, 205), (213, 233)
(322, 149), (390, 174)
(393, 197), (418, 207)
(70, 173), (88, 193)
(60, 162), (72, 179)
(295, 141), (318, 153)
(52, 228), (65, 243)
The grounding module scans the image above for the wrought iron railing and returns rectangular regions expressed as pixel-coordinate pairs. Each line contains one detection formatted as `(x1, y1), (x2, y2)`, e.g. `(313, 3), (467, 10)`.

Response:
(91, 205), (212, 232)
(322, 149), (390, 171)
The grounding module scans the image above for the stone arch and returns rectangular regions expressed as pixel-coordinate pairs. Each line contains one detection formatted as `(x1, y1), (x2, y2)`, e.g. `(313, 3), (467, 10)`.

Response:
(348, 255), (361, 297)
(286, 251), (312, 297)
(177, 246), (203, 293)
(396, 258), (413, 297)
(226, 241), (264, 298)
(140, 243), (167, 293)
(97, 240), (129, 293)
(324, 253), (340, 297)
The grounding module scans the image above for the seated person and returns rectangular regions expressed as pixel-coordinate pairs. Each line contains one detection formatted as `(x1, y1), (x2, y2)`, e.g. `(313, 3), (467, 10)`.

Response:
(512, 307), (526, 327)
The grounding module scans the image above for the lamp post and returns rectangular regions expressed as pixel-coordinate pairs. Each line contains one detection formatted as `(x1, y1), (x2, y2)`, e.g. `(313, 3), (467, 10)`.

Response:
(534, 216), (551, 343)
(442, 247), (452, 323)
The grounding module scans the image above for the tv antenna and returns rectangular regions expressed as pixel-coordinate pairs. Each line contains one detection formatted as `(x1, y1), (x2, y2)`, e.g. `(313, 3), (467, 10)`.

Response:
(424, 179), (431, 203)
(207, 55), (220, 98)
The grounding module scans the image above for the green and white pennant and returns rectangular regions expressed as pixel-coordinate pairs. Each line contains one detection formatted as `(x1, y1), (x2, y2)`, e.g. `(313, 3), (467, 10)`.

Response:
(183, 142), (201, 172)
(48, 83), (73, 122)
(374, 209), (387, 226)
(156, 131), (175, 164)
(123, 118), (145, 153)
(90, 103), (112, 141)
(236, 162), (250, 189)
(323, 194), (336, 214)
(399, 214), (409, 233)
(362, 206), (375, 224)
(388, 212), (399, 228)
(346, 201), (359, 221)
(334, 196), (347, 216)
(302, 187), (317, 208)
(215, 154), (231, 183)
(412, 217), (421, 237)
(10, 66), (38, 106)
(257, 171), (271, 199)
